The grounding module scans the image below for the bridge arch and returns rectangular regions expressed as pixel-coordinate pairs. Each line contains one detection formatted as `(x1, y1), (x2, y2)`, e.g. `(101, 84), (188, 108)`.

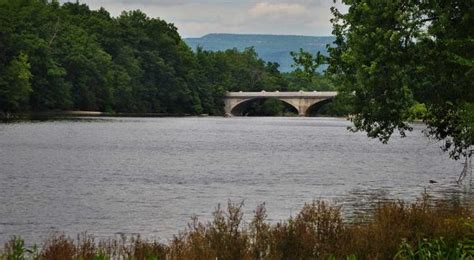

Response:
(230, 97), (299, 116)
(305, 97), (334, 116)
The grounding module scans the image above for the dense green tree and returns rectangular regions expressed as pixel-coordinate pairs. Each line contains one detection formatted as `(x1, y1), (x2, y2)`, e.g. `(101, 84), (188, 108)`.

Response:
(1, 0), (68, 110)
(286, 49), (336, 91)
(193, 47), (290, 114)
(0, 53), (32, 114)
(290, 49), (325, 81)
(0, 0), (335, 118)
(285, 48), (353, 116)
(329, 0), (473, 158)
(282, 72), (335, 91)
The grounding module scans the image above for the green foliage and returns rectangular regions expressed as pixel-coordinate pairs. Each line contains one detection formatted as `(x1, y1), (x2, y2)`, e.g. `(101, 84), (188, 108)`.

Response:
(407, 103), (428, 121)
(0, 53), (32, 113)
(395, 237), (474, 260)
(319, 93), (355, 117)
(185, 34), (335, 73)
(0, 0), (291, 117)
(287, 49), (335, 92)
(2, 236), (39, 260)
(329, 0), (473, 158)
(194, 47), (291, 115)
(290, 48), (326, 81)
(6, 237), (27, 260)
(285, 49), (353, 117)
(283, 72), (335, 92)
(328, 254), (357, 260)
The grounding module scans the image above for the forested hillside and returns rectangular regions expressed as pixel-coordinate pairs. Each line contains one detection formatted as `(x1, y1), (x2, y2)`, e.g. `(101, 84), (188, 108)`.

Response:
(0, 0), (299, 116)
(185, 34), (335, 72)
(0, 0), (351, 118)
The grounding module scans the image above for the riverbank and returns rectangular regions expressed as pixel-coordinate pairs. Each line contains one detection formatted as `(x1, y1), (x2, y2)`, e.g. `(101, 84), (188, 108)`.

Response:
(26, 111), (198, 118)
(1, 194), (473, 259)
(1, 110), (354, 121)
(0, 111), (212, 122)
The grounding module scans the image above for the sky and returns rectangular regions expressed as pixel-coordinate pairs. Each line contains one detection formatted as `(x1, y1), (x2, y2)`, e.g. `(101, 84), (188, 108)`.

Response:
(61, 0), (347, 38)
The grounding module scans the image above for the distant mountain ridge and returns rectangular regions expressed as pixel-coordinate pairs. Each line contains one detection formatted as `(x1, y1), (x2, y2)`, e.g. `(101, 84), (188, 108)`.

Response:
(184, 33), (335, 72)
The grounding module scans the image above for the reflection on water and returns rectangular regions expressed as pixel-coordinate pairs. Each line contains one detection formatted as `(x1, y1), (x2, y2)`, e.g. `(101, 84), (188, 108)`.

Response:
(433, 184), (474, 208)
(340, 183), (473, 219)
(0, 117), (471, 244)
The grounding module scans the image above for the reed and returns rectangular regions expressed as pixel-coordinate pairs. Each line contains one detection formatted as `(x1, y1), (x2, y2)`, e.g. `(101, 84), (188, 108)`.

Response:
(2, 194), (473, 260)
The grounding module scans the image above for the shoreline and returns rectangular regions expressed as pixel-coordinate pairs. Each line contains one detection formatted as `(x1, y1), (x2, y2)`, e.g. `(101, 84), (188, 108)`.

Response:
(1, 195), (472, 259)
(1, 111), (355, 120)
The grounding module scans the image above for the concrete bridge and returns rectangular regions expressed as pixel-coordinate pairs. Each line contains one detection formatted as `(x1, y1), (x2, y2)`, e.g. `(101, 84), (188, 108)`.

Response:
(224, 91), (338, 116)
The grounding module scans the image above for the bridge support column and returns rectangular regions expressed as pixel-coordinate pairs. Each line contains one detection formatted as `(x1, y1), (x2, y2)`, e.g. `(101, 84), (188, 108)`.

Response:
(280, 98), (311, 117)
(298, 108), (307, 117)
(224, 99), (233, 116)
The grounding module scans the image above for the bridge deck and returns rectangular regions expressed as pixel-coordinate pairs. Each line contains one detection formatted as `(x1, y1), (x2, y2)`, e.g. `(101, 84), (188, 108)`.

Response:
(225, 91), (338, 98)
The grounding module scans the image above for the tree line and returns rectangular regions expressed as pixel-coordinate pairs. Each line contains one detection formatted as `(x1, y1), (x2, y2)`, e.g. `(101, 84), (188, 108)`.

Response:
(0, 0), (342, 118)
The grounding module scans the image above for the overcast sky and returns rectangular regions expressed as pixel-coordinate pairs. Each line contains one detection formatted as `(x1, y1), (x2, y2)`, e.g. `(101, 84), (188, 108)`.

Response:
(61, 0), (346, 38)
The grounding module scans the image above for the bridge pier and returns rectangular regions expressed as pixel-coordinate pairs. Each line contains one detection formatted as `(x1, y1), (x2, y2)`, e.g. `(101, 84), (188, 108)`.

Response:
(223, 91), (337, 117)
(298, 109), (306, 117)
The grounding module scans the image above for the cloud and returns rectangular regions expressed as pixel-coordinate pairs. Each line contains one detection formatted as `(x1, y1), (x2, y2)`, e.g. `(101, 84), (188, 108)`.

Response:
(249, 2), (308, 17)
(60, 0), (347, 37)
(65, 0), (187, 6)
(248, 2), (314, 26)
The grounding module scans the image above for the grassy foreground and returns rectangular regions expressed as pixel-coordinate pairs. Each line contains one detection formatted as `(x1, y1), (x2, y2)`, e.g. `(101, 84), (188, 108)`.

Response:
(2, 194), (473, 260)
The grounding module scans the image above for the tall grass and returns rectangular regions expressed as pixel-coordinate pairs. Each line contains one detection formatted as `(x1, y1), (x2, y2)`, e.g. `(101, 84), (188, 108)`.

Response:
(1, 194), (473, 259)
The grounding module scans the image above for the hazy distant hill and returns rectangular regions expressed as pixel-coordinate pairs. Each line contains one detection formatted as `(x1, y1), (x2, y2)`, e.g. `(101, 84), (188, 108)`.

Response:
(184, 34), (335, 72)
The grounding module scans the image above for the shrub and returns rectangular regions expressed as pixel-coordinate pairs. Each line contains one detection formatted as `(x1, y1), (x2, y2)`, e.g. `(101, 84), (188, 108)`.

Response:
(2, 194), (472, 259)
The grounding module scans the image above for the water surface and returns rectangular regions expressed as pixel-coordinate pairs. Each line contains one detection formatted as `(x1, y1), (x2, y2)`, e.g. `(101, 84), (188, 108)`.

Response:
(0, 117), (471, 244)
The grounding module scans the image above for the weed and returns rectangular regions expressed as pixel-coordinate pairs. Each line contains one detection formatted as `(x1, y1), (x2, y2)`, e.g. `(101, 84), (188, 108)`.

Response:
(1, 194), (472, 259)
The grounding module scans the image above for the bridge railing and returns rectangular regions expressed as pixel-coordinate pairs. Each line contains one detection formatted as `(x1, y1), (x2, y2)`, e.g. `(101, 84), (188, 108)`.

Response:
(224, 91), (338, 98)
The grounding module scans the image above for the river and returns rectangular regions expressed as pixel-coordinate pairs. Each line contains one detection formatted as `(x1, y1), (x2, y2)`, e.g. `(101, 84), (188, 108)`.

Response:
(0, 117), (471, 244)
